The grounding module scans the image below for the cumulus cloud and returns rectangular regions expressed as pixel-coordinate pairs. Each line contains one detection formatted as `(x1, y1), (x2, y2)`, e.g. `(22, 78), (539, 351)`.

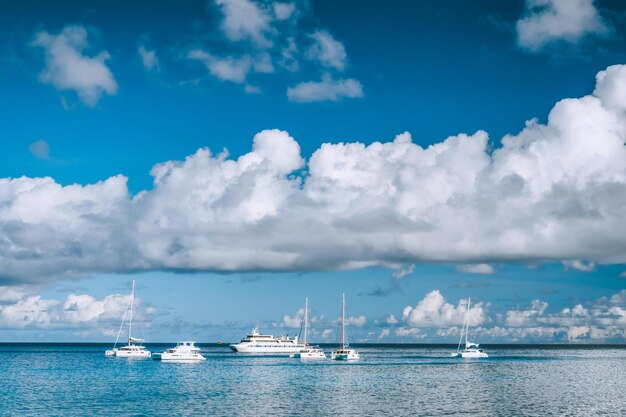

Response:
(287, 74), (363, 102)
(392, 264), (415, 279)
(384, 290), (626, 342)
(516, 0), (609, 51)
(5, 65), (626, 282)
(493, 292), (626, 341)
(0, 290), (152, 333)
(562, 259), (596, 272)
(28, 140), (50, 160)
(456, 264), (495, 274)
(188, 50), (252, 84)
(214, 0), (274, 47)
(138, 45), (159, 71)
(193, 1), (362, 98)
(402, 291), (486, 328)
(31, 25), (117, 106)
(306, 30), (347, 71)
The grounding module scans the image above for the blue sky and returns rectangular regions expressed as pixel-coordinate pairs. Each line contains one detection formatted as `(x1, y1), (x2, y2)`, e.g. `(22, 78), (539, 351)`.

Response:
(1, 0), (626, 343)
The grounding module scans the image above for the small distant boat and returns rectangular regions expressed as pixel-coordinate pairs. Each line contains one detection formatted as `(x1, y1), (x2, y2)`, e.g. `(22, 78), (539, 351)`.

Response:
(331, 293), (360, 361)
(290, 298), (326, 359)
(451, 297), (488, 359)
(230, 328), (306, 354)
(152, 341), (206, 361)
(105, 280), (151, 358)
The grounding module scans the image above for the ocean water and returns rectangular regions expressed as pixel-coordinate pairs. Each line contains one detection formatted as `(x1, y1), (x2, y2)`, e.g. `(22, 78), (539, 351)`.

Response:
(0, 344), (625, 416)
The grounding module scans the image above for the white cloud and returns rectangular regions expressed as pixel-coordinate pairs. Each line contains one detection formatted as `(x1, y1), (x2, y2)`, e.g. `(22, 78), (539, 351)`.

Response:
(516, 0), (608, 51)
(138, 45), (159, 71)
(28, 140), (50, 160)
(386, 314), (399, 325)
(562, 259), (596, 272)
(392, 264), (415, 279)
(214, 0), (273, 47)
(456, 263), (495, 274)
(378, 328), (390, 339)
(188, 50), (252, 84)
(6, 65), (626, 282)
(273, 2), (296, 21)
(346, 315), (366, 327)
(0, 290), (149, 333)
(287, 74), (363, 102)
(281, 307), (304, 328)
(505, 300), (548, 327)
(31, 25), (117, 106)
(306, 30), (347, 71)
(402, 290), (487, 328)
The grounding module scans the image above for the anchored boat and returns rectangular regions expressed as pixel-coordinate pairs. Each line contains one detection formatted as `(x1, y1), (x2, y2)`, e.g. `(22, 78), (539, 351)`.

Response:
(153, 341), (206, 361)
(451, 297), (488, 359)
(105, 280), (151, 358)
(331, 293), (360, 361)
(290, 298), (326, 359)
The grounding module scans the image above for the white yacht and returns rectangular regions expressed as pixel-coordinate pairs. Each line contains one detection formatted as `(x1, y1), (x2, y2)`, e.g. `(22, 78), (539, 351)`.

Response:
(105, 280), (151, 358)
(451, 297), (488, 359)
(331, 293), (360, 361)
(152, 341), (206, 361)
(231, 328), (306, 354)
(290, 298), (326, 360)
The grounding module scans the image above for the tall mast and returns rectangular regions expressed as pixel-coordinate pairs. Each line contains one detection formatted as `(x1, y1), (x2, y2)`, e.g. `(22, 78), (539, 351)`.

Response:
(340, 293), (346, 349)
(128, 280), (135, 344)
(465, 297), (471, 345)
(303, 297), (308, 345)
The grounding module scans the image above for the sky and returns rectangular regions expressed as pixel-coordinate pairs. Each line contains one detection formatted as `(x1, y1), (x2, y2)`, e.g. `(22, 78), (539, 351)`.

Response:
(1, 0), (626, 343)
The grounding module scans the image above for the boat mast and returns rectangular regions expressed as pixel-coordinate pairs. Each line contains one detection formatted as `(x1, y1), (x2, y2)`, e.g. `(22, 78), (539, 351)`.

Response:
(340, 293), (346, 349)
(303, 297), (308, 345)
(465, 297), (471, 346)
(128, 280), (135, 345)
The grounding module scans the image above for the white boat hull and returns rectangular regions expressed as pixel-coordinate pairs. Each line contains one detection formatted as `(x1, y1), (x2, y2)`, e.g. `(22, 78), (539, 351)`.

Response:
(113, 349), (151, 358)
(331, 350), (360, 361)
(153, 353), (206, 361)
(291, 349), (326, 359)
(231, 343), (306, 354)
(452, 350), (489, 359)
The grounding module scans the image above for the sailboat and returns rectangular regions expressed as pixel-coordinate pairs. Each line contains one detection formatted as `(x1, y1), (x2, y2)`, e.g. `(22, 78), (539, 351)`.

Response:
(290, 298), (326, 359)
(451, 297), (488, 358)
(105, 280), (151, 358)
(331, 293), (360, 361)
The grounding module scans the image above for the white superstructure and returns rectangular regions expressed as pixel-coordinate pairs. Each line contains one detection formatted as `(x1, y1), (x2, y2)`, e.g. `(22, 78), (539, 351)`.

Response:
(331, 293), (360, 361)
(290, 298), (326, 359)
(105, 280), (151, 358)
(451, 297), (488, 359)
(231, 328), (306, 353)
(153, 341), (206, 361)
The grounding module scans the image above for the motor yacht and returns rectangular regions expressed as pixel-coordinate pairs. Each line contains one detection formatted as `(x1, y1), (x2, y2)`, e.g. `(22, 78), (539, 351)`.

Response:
(230, 328), (306, 354)
(152, 341), (206, 361)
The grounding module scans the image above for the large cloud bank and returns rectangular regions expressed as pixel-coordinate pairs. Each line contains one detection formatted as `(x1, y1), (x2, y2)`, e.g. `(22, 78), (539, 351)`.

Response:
(3, 65), (626, 284)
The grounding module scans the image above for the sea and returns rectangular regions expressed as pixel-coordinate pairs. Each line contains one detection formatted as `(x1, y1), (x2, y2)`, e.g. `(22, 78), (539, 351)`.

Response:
(0, 343), (624, 416)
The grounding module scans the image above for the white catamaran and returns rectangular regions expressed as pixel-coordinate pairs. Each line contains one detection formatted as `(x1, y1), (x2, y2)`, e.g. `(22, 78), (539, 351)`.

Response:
(105, 280), (151, 358)
(451, 297), (488, 359)
(331, 293), (360, 361)
(290, 298), (326, 359)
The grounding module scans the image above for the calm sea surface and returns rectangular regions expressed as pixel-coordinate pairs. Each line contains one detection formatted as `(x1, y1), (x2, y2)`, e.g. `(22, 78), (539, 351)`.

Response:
(0, 343), (625, 416)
